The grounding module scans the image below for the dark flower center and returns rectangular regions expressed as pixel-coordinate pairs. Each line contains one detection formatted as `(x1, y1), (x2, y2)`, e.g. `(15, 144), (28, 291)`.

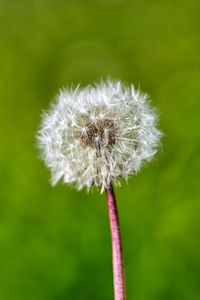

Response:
(80, 119), (117, 150)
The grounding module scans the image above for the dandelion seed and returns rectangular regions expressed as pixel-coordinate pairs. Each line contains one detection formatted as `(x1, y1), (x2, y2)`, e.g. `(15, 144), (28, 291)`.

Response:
(37, 79), (162, 192)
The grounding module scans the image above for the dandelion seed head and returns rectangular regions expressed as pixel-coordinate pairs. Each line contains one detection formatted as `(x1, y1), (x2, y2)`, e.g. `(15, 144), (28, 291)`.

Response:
(37, 79), (162, 192)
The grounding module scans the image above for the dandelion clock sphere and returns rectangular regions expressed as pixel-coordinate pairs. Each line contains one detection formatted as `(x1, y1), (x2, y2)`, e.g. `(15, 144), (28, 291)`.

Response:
(37, 78), (162, 300)
(37, 79), (161, 191)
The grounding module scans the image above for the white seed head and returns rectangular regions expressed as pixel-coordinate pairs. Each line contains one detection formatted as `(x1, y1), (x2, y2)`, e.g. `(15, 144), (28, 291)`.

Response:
(37, 79), (162, 192)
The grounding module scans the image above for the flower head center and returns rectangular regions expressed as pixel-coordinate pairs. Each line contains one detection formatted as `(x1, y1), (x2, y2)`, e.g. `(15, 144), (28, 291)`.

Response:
(80, 119), (117, 149)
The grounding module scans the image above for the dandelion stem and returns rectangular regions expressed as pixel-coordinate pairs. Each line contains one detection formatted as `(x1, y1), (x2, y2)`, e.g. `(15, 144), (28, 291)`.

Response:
(106, 183), (126, 300)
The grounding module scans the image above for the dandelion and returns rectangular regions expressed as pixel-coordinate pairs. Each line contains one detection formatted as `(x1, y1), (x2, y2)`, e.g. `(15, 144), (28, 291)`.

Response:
(37, 79), (162, 300)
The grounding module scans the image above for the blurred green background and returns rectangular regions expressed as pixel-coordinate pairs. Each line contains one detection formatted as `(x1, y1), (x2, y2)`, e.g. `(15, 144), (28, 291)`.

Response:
(0, 0), (200, 299)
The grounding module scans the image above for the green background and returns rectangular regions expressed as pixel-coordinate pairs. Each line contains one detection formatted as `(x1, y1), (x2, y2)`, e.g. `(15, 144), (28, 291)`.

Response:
(0, 0), (199, 299)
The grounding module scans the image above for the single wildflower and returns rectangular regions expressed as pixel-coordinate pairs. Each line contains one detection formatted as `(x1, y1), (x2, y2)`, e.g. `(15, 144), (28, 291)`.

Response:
(37, 78), (162, 300)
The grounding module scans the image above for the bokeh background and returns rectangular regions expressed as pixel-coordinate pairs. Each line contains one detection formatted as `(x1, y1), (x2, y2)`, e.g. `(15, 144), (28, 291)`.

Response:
(0, 0), (200, 299)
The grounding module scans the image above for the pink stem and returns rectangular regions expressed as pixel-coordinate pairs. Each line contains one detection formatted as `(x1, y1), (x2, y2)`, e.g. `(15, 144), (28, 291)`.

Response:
(106, 183), (126, 300)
